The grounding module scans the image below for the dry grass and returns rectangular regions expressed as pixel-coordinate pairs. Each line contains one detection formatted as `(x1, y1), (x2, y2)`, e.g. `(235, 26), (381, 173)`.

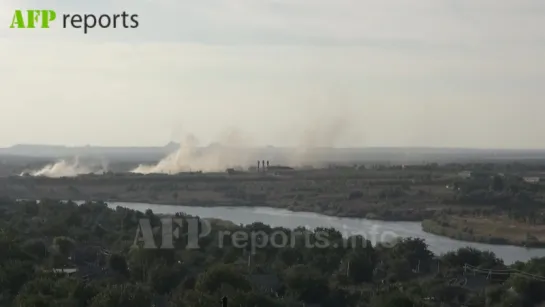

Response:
(452, 216), (545, 242)
(423, 215), (545, 246)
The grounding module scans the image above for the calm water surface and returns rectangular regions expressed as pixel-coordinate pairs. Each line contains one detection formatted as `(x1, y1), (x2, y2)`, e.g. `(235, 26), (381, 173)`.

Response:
(110, 202), (545, 264)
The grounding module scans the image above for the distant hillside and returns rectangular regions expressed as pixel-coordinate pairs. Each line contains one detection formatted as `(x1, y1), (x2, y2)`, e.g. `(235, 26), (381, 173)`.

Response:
(0, 142), (180, 161)
(2, 144), (545, 164)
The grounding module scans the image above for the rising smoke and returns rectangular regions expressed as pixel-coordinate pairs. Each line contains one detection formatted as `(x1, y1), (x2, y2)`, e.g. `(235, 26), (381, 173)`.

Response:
(22, 157), (109, 178)
(131, 129), (255, 174)
(288, 113), (355, 167)
(131, 105), (357, 175)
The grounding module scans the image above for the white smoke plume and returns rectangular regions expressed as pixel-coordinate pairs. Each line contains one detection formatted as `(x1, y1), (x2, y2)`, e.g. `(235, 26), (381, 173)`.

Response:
(132, 96), (358, 174)
(22, 157), (107, 178)
(287, 99), (358, 167)
(289, 114), (352, 167)
(131, 129), (254, 174)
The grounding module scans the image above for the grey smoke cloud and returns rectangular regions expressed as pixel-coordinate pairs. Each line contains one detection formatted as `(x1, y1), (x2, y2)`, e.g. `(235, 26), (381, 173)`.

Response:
(131, 104), (358, 174)
(23, 156), (109, 178)
(131, 128), (256, 174)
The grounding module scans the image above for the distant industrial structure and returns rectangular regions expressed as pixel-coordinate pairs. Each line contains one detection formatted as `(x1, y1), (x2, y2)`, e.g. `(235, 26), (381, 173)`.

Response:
(267, 165), (294, 172)
(256, 160), (271, 173)
(256, 160), (294, 174)
(226, 160), (294, 175)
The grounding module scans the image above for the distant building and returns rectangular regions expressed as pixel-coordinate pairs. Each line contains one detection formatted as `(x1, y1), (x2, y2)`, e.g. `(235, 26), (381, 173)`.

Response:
(267, 166), (294, 172)
(458, 171), (472, 179)
(226, 168), (236, 175)
(523, 177), (540, 184)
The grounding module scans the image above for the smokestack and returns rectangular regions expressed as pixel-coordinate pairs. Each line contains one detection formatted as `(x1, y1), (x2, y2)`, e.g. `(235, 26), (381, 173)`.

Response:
(257, 160), (260, 172)
(262, 160), (265, 172)
(267, 160), (269, 169)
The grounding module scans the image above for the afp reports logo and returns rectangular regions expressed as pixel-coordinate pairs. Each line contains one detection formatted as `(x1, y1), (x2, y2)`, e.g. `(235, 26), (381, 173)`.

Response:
(9, 9), (139, 34)
(10, 10), (56, 29)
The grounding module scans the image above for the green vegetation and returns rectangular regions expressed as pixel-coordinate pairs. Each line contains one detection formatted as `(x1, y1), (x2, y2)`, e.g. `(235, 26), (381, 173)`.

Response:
(1, 198), (545, 306)
(4, 162), (545, 246)
(422, 214), (545, 247)
(420, 166), (545, 247)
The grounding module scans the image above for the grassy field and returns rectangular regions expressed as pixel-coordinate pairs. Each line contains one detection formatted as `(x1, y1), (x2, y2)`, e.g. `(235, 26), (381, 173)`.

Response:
(3, 165), (545, 247)
(0, 168), (462, 221)
(422, 215), (545, 247)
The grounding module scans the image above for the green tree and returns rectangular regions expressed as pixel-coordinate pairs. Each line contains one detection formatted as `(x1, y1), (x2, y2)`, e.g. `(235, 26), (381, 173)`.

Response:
(371, 291), (418, 307)
(89, 284), (152, 307)
(0, 260), (35, 297)
(52, 236), (75, 257)
(284, 264), (329, 304)
(346, 250), (374, 283)
(147, 263), (187, 295)
(491, 175), (505, 192)
(169, 289), (216, 307)
(195, 264), (251, 293)
(108, 254), (129, 276)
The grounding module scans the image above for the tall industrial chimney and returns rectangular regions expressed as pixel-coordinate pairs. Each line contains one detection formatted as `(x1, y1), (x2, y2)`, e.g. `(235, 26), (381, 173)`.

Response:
(257, 160), (260, 172)
(262, 160), (265, 172)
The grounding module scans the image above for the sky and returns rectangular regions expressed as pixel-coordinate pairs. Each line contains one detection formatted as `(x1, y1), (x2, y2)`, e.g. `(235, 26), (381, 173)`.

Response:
(1, 0), (544, 148)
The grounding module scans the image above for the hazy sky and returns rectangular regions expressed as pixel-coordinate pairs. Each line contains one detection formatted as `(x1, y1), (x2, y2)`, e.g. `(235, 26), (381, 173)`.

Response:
(1, 0), (544, 148)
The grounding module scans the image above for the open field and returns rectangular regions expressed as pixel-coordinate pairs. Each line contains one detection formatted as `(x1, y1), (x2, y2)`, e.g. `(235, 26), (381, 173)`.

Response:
(0, 168), (460, 221)
(0, 165), (544, 217)
(422, 215), (545, 247)
(3, 160), (545, 246)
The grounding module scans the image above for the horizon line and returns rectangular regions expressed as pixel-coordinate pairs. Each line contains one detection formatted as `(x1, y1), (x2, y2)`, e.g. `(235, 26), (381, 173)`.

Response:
(3, 143), (545, 152)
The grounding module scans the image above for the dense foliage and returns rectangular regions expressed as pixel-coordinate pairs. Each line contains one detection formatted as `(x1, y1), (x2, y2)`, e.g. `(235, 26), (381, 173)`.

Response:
(1, 198), (545, 306)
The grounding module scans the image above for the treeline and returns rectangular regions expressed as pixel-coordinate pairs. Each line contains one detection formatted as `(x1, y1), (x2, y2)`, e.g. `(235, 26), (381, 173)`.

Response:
(1, 199), (545, 306)
(443, 173), (545, 210)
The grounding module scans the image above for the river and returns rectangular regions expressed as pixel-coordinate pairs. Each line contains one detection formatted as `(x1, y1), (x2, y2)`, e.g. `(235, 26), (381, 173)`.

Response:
(110, 202), (545, 264)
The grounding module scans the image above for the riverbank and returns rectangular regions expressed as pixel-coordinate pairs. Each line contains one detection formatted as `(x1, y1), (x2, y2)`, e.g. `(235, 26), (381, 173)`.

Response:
(112, 198), (545, 249)
(4, 172), (544, 248)
(19, 194), (543, 248)
(110, 196), (545, 248)
(67, 198), (545, 248)
(15, 198), (545, 262)
(422, 216), (545, 248)
(105, 197), (436, 222)
(107, 201), (545, 264)
(0, 170), (458, 223)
